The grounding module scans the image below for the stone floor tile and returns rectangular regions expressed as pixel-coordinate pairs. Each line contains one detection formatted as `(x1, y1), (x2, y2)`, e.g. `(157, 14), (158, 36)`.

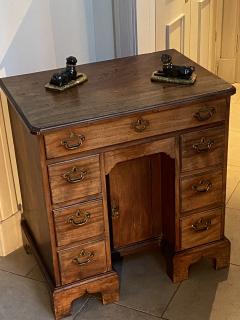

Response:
(231, 85), (240, 103)
(26, 264), (45, 282)
(209, 265), (240, 320)
(113, 249), (179, 317)
(228, 130), (240, 167)
(225, 207), (240, 265)
(0, 269), (89, 320)
(226, 166), (240, 203)
(0, 269), (54, 320)
(229, 103), (240, 132)
(75, 297), (162, 320)
(0, 246), (36, 276)
(163, 260), (233, 320)
(227, 181), (240, 209)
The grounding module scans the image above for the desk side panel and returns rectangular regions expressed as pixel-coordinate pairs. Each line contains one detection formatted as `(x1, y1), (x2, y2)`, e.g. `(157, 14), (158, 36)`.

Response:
(8, 104), (55, 282)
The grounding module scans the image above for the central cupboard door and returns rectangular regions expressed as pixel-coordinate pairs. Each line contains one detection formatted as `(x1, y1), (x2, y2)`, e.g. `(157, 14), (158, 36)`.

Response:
(108, 155), (162, 250)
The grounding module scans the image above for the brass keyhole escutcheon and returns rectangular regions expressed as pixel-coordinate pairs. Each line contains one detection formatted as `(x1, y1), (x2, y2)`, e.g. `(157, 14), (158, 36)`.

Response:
(111, 200), (119, 218)
(132, 117), (150, 133)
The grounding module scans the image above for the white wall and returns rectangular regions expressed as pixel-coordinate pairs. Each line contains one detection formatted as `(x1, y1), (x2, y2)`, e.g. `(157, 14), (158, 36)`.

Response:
(49, 0), (96, 67)
(0, 0), (115, 77)
(92, 0), (115, 61)
(0, 0), (56, 76)
(136, 0), (156, 54)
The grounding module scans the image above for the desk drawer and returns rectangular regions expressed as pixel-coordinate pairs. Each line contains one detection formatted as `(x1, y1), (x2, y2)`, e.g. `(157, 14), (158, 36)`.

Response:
(54, 200), (104, 247)
(181, 168), (223, 213)
(181, 126), (225, 172)
(48, 155), (101, 205)
(58, 240), (107, 285)
(44, 99), (227, 159)
(180, 208), (222, 250)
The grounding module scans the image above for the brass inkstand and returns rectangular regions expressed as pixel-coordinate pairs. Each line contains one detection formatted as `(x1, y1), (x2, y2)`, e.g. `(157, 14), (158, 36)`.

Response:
(45, 56), (87, 91)
(151, 53), (197, 85)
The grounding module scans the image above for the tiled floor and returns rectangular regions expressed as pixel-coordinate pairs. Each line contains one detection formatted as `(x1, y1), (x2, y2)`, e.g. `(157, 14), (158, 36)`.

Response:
(0, 85), (240, 320)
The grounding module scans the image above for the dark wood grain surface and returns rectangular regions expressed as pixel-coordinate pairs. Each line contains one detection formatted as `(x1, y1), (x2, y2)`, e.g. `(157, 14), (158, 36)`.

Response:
(0, 49), (235, 134)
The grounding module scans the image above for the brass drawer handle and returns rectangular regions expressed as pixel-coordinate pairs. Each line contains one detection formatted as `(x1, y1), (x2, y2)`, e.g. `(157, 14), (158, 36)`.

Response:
(192, 179), (212, 193)
(192, 137), (214, 152)
(62, 167), (87, 183)
(111, 200), (119, 218)
(132, 117), (149, 132)
(61, 132), (85, 150)
(73, 250), (94, 266)
(192, 218), (212, 232)
(67, 210), (91, 227)
(194, 107), (215, 121)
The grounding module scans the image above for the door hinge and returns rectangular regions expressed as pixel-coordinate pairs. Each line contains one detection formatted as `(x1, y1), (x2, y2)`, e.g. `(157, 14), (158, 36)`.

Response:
(17, 203), (22, 211)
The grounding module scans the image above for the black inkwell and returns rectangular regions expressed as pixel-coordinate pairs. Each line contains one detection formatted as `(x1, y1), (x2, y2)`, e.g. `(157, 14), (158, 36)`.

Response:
(151, 53), (196, 84)
(45, 56), (88, 91)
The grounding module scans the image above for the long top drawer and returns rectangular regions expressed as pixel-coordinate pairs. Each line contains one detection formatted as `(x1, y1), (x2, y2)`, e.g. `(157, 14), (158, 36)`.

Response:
(44, 99), (227, 159)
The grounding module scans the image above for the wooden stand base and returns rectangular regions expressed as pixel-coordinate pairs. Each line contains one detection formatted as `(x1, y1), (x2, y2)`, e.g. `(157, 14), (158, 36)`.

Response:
(53, 272), (119, 320)
(164, 238), (231, 283)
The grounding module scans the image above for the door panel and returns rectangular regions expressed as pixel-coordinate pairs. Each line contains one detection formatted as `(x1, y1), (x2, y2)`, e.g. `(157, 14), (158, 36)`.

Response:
(156, 0), (191, 56)
(190, 0), (213, 69)
(216, 0), (239, 82)
(108, 155), (162, 250)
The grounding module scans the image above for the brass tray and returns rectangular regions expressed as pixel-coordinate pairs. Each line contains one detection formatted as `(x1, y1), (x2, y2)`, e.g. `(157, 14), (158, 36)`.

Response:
(45, 72), (88, 92)
(151, 71), (197, 85)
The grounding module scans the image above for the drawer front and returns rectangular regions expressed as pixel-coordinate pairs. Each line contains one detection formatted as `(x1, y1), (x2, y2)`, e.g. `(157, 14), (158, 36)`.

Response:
(181, 126), (225, 172)
(44, 99), (227, 159)
(181, 168), (223, 213)
(54, 200), (105, 247)
(59, 240), (107, 285)
(180, 208), (222, 250)
(48, 155), (101, 205)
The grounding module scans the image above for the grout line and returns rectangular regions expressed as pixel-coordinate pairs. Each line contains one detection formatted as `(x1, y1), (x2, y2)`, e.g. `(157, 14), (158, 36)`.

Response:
(226, 180), (240, 206)
(75, 295), (164, 319)
(25, 263), (37, 277)
(73, 295), (91, 320)
(230, 263), (240, 267)
(161, 283), (181, 318)
(113, 301), (163, 318)
(0, 267), (46, 284)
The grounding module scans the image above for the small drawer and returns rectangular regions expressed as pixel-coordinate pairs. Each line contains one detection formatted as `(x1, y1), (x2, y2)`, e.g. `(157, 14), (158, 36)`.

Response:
(54, 200), (105, 247)
(48, 155), (101, 205)
(181, 126), (225, 172)
(58, 240), (107, 285)
(181, 168), (223, 213)
(44, 99), (227, 159)
(180, 208), (222, 250)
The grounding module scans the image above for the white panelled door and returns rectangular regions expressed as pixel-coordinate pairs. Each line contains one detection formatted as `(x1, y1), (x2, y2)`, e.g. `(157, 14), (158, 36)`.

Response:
(155, 0), (215, 71)
(156, 0), (191, 57)
(215, 0), (239, 83)
(190, 0), (215, 70)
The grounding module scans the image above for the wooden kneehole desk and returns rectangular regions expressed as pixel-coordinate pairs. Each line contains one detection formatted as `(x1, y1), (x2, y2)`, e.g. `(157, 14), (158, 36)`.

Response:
(0, 49), (235, 319)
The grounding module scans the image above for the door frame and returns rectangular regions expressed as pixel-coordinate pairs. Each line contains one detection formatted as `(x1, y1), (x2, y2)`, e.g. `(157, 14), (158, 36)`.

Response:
(214, 0), (240, 82)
